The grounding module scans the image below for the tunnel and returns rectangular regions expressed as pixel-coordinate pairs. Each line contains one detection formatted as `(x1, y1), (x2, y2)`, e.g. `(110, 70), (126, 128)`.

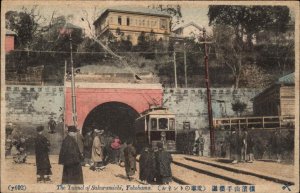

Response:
(82, 102), (140, 142)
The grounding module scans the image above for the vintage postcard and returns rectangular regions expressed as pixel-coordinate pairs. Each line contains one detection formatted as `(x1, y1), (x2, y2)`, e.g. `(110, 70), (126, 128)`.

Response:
(1, 1), (299, 193)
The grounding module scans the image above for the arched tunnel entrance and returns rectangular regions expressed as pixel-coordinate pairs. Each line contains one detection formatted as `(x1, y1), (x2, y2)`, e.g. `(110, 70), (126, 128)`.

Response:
(82, 102), (140, 142)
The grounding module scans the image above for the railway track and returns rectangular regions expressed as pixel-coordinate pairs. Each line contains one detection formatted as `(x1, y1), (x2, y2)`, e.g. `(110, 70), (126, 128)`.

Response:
(137, 155), (292, 186)
(170, 155), (292, 186)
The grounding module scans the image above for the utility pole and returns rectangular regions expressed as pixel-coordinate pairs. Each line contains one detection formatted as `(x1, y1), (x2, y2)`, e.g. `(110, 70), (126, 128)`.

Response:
(173, 50), (178, 88)
(183, 43), (187, 88)
(203, 28), (215, 157)
(70, 33), (77, 127)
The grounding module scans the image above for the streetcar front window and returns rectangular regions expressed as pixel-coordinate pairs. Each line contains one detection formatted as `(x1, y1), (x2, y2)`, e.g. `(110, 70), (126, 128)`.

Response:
(169, 118), (175, 130)
(159, 118), (168, 130)
(150, 118), (157, 130)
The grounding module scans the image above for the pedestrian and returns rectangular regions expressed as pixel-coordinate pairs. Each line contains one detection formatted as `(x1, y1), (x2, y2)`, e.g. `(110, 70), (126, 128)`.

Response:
(58, 126), (84, 184)
(83, 129), (93, 167)
(199, 134), (205, 156)
(193, 137), (200, 156)
(231, 128), (239, 164)
(91, 129), (105, 170)
(35, 126), (52, 183)
(119, 141), (127, 167)
(75, 129), (84, 165)
(246, 130), (254, 163)
(111, 136), (121, 164)
(11, 136), (27, 163)
(124, 140), (137, 181)
(139, 145), (156, 184)
(270, 129), (283, 162)
(220, 141), (226, 158)
(48, 118), (56, 134)
(241, 129), (248, 162)
(155, 142), (173, 184)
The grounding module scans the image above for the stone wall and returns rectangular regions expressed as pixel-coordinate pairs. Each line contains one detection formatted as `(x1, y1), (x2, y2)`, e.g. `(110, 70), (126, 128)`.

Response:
(163, 88), (261, 156)
(5, 85), (65, 154)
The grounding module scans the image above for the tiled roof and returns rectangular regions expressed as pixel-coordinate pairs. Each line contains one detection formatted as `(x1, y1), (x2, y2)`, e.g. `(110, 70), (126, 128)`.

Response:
(94, 6), (171, 25)
(173, 21), (204, 32)
(277, 72), (294, 85)
(6, 29), (16, 35)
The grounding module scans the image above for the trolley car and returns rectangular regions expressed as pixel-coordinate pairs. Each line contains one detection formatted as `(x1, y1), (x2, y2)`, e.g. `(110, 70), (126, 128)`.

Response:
(135, 106), (176, 153)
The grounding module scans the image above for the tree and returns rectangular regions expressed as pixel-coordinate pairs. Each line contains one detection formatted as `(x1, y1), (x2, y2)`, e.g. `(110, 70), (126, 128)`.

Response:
(231, 100), (247, 116)
(208, 5), (291, 49)
(5, 6), (43, 48)
(148, 4), (183, 30)
(213, 24), (249, 88)
(239, 64), (273, 88)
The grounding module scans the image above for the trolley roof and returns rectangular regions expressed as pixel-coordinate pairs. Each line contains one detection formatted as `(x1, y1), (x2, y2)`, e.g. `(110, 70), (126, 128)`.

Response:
(136, 107), (175, 120)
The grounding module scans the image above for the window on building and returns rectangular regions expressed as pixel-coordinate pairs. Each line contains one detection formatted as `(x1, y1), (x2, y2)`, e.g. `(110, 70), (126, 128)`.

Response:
(127, 17), (130, 26)
(159, 118), (168, 130)
(142, 20), (145, 26)
(118, 16), (122, 25)
(151, 118), (157, 130)
(147, 20), (149, 27)
(160, 19), (167, 29)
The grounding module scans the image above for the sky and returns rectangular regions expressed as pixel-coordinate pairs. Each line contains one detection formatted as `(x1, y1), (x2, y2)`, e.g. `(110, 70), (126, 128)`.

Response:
(4, 1), (211, 36)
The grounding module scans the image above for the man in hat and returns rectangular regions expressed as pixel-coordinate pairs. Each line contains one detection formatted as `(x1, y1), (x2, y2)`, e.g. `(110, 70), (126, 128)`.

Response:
(124, 140), (137, 181)
(83, 129), (93, 167)
(91, 129), (105, 170)
(48, 118), (56, 134)
(59, 126), (83, 184)
(155, 142), (172, 184)
(35, 126), (52, 183)
(139, 145), (156, 184)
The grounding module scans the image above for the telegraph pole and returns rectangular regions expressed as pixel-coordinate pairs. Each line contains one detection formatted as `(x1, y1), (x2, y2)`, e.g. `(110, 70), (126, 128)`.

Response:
(184, 43), (187, 88)
(70, 33), (77, 127)
(203, 28), (215, 157)
(173, 50), (178, 88)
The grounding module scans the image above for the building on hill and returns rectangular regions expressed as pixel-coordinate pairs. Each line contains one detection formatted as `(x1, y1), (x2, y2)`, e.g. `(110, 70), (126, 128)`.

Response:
(253, 72), (295, 116)
(93, 8), (171, 45)
(5, 29), (16, 53)
(172, 22), (203, 42)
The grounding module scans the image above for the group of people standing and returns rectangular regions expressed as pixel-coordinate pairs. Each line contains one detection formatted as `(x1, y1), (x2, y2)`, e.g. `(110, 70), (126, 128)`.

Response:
(139, 142), (173, 185)
(34, 125), (173, 184)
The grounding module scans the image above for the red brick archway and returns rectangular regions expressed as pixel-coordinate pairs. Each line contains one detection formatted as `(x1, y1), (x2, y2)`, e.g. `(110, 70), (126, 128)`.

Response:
(65, 82), (163, 130)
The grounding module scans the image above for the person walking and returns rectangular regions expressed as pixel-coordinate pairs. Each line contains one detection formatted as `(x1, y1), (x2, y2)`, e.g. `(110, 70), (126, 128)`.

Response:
(58, 126), (84, 184)
(83, 130), (93, 167)
(111, 136), (121, 164)
(155, 142), (173, 184)
(75, 129), (84, 165)
(139, 145), (156, 184)
(91, 129), (105, 170)
(124, 140), (137, 181)
(270, 129), (283, 162)
(35, 126), (52, 183)
(199, 134), (205, 156)
(241, 129), (248, 162)
(246, 130), (254, 163)
(48, 118), (56, 134)
(119, 141), (127, 167)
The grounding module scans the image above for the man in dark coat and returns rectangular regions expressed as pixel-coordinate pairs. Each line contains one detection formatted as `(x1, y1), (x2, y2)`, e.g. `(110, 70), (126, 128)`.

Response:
(83, 130), (93, 166)
(270, 129), (283, 162)
(59, 126), (84, 184)
(124, 140), (137, 181)
(139, 146), (156, 184)
(155, 142), (173, 184)
(35, 126), (52, 183)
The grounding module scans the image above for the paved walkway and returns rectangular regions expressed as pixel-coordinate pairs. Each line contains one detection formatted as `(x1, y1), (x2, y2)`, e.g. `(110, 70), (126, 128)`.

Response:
(3, 155), (140, 185)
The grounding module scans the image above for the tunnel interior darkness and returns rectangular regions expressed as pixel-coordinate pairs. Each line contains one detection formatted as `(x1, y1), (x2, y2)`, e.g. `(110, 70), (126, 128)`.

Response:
(82, 102), (140, 142)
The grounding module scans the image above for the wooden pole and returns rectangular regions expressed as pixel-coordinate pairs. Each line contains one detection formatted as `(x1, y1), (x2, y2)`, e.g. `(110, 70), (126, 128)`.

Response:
(173, 51), (178, 88)
(203, 28), (215, 157)
(70, 33), (77, 127)
(184, 43), (187, 88)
